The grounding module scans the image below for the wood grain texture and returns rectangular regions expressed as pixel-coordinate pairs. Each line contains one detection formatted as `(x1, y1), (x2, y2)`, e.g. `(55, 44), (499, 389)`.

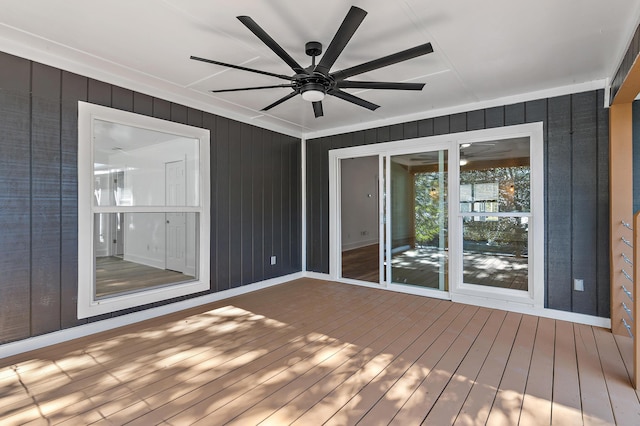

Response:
(518, 317), (554, 425)
(1, 279), (637, 425)
(596, 90), (610, 318)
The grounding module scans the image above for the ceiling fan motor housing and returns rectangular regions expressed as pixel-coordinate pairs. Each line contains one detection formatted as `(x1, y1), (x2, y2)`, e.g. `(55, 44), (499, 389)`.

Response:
(305, 41), (322, 57)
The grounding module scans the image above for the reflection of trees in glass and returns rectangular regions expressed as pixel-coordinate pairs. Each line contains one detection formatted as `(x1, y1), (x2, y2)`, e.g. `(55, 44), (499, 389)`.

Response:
(414, 172), (447, 245)
(460, 166), (530, 212)
(463, 217), (527, 257)
(461, 166), (530, 257)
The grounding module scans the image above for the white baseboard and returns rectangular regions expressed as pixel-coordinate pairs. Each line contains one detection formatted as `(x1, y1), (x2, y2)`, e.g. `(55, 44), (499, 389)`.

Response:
(302, 271), (333, 281)
(0, 272), (303, 360)
(341, 239), (379, 251)
(449, 294), (611, 328)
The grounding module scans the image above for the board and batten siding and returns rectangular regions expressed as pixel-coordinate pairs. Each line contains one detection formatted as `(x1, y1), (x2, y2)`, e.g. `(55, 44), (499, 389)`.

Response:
(307, 90), (610, 317)
(0, 51), (302, 345)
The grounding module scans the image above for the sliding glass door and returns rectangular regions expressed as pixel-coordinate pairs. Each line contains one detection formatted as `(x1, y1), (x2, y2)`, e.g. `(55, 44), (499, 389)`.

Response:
(329, 122), (543, 309)
(339, 156), (381, 283)
(388, 150), (448, 291)
(457, 137), (531, 293)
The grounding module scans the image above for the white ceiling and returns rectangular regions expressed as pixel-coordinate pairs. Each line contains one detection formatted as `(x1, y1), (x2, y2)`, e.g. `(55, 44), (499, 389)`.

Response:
(1, 0), (639, 138)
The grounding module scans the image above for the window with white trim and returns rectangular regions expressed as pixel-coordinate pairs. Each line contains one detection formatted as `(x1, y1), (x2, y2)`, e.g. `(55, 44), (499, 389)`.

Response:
(77, 102), (210, 318)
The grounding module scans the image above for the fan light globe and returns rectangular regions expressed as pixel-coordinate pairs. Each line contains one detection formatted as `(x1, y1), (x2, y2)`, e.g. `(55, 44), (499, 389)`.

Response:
(301, 89), (325, 102)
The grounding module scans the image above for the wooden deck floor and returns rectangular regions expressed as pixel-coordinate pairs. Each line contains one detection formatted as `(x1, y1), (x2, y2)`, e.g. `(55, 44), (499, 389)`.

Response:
(1, 278), (639, 425)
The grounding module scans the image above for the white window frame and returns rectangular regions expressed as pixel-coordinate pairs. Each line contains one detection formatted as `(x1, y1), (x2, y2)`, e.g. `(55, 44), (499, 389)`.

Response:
(77, 101), (210, 319)
(329, 122), (544, 309)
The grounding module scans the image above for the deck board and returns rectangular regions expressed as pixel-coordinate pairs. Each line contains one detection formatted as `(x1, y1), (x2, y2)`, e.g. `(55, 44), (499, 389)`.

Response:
(485, 314), (538, 426)
(575, 324), (616, 425)
(259, 297), (440, 425)
(388, 308), (492, 424)
(519, 316), (555, 426)
(552, 321), (583, 425)
(424, 309), (507, 425)
(593, 327), (640, 426)
(63, 284), (392, 425)
(183, 293), (417, 425)
(0, 278), (638, 425)
(453, 311), (522, 426)
(294, 302), (462, 425)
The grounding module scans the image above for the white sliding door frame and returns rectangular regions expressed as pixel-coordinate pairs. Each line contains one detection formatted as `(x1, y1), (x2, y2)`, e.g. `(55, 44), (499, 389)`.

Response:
(329, 122), (544, 309)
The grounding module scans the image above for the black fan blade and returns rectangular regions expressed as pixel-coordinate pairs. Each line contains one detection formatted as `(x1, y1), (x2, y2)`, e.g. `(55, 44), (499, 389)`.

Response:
(336, 81), (425, 90)
(331, 43), (433, 81)
(261, 91), (298, 111)
(328, 89), (380, 111)
(190, 56), (292, 81)
(237, 16), (307, 74)
(314, 6), (367, 75)
(211, 84), (293, 93)
(312, 101), (324, 118)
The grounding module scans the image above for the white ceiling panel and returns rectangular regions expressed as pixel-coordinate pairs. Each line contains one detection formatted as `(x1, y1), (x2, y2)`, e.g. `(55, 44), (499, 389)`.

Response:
(0, 0), (638, 137)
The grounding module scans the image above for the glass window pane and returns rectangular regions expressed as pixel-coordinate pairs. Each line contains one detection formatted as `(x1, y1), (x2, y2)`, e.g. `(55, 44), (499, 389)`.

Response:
(94, 212), (199, 299)
(340, 156), (380, 283)
(390, 150), (448, 290)
(459, 137), (530, 213)
(93, 119), (200, 207)
(462, 216), (528, 290)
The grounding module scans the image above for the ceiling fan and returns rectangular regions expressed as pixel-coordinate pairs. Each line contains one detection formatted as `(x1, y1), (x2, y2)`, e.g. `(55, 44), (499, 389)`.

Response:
(191, 5), (433, 118)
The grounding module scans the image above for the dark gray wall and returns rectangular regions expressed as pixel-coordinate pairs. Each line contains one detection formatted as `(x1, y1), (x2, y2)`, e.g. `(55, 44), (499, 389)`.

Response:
(0, 51), (302, 345)
(307, 90), (610, 317)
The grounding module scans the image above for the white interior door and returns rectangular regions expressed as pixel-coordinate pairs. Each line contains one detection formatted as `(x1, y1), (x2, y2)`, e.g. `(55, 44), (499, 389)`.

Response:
(166, 159), (186, 273)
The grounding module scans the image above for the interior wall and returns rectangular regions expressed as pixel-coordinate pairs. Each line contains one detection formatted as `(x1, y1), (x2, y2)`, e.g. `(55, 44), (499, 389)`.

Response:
(340, 156), (378, 251)
(390, 161), (413, 249)
(307, 90), (610, 317)
(0, 51), (302, 345)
